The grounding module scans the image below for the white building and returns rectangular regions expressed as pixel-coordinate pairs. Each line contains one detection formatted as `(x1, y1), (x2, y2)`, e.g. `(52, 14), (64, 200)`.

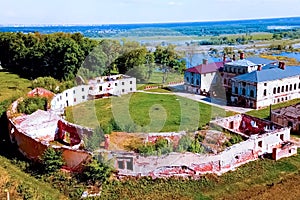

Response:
(231, 62), (300, 109)
(51, 74), (136, 111)
(184, 59), (225, 95)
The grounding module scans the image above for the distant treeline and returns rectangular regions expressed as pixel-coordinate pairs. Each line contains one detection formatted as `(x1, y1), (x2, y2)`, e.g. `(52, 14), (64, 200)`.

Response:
(0, 32), (185, 81)
(2, 17), (300, 38)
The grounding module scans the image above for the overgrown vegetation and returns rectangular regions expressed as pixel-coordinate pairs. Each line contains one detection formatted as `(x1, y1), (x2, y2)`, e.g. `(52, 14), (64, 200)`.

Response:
(83, 126), (105, 152)
(17, 96), (48, 114)
(41, 147), (65, 174)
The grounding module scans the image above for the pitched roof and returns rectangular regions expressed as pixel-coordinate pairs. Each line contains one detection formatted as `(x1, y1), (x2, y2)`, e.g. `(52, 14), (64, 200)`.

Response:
(246, 57), (276, 65)
(225, 59), (256, 67)
(185, 61), (224, 74)
(232, 66), (300, 83)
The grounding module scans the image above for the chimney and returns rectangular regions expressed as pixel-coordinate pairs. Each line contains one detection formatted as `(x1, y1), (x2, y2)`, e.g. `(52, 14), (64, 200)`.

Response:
(281, 62), (285, 70)
(233, 54), (236, 61)
(257, 64), (262, 71)
(240, 52), (245, 60)
(203, 59), (208, 65)
(223, 54), (226, 62)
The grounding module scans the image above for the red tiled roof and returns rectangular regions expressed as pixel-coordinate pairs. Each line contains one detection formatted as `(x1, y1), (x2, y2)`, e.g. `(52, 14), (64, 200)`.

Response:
(186, 61), (225, 74)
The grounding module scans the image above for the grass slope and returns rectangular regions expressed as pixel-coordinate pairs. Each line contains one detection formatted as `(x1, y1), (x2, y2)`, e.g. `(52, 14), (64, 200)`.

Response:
(66, 92), (229, 132)
(0, 156), (67, 200)
(0, 71), (32, 102)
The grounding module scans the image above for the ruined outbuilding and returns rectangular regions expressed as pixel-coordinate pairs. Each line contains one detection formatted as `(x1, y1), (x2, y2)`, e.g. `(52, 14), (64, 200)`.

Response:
(271, 103), (300, 134)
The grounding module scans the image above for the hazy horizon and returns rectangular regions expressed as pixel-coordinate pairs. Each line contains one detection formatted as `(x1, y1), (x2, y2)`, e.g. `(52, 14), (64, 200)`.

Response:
(1, 0), (300, 25)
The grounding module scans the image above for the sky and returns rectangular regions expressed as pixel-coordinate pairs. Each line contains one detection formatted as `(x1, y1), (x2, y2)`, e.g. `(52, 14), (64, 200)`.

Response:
(0, 0), (300, 25)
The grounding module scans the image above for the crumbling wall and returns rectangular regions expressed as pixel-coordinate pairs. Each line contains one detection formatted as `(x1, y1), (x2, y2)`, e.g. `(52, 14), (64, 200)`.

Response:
(56, 119), (93, 146)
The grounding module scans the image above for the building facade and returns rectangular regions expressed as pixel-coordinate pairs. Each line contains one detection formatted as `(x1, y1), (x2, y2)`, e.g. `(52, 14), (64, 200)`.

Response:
(184, 59), (224, 95)
(231, 62), (300, 109)
(51, 74), (136, 111)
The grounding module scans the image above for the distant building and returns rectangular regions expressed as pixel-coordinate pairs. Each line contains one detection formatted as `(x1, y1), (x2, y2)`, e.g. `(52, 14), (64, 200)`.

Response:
(222, 53), (276, 93)
(271, 104), (300, 133)
(51, 74), (136, 111)
(184, 59), (225, 95)
(231, 62), (300, 109)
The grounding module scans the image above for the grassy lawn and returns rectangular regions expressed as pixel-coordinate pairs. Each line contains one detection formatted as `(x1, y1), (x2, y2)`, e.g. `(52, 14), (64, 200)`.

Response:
(100, 149), (300, 200)
(66, 92), (229, 132)
(0, 156), (67, 200)
(137, 71), (184, 90)
(0, 71), (32, 102)
(246, 98), (300, 119)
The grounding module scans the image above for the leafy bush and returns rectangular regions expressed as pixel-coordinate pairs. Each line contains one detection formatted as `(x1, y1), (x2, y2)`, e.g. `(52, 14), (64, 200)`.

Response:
(188, 140), (205, 154)
(83, 126), (105, 152)
(138, 137), (173, 156)
(17, 183), (35, 200)
(17, 97), (48, 114)
(41, 147), (65, 174)
(177, 135), (193, 152)
(81, 158), (112, 184)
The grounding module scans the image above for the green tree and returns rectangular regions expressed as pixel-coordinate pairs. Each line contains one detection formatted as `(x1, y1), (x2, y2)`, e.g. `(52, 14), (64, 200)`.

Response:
(41, 147), (65, 173)
(82, 158), (112, 184)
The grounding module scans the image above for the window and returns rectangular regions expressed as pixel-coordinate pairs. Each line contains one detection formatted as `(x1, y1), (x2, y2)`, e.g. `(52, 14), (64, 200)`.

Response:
(203, 74), (206, 77)
(74, 98), (76, 102)
(99, 86), (102, 91)
(258, 141), (262, 148)
(82, 96), (85, 99)
(122, 89), (125, 93)
(60, 96), (62, 100)
(250, 90), (254, 98)
(235, 87), (238, 94)
(130, 88), (132, 91)
(66, 93), (68, 97)
(82, 87), (84, 92)
(294, 83), (297, 90)
(118, 160), (125, 169)
(242, 88), (246, 96)
(264, 83), (267, 86)
(186, 77), (189, 82)
(263, 89), (267, 96)
(281, 86), (284, 92)
(277, 87), (280, 93)
(122, 82), (125, 85)
(130, 81), (132, 84)
(290, 84), (292, 91)
(196, 79), (200, 85)
(273, 87), (276, 94)
(299, 83), (300, 89)
(286, 85), (289, 92)
(280, 134), (284, 141)
(73, 90), (75, 94)
(115, 83), (118, 86)
(242, 82), (246, 87)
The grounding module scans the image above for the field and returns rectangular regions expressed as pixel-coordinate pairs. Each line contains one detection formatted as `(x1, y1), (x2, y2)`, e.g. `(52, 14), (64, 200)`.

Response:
(0, 156), (67, 200)
(137, 71), (184, 90)
(0, 71), (32, 102)
(66, 92), (229, 132)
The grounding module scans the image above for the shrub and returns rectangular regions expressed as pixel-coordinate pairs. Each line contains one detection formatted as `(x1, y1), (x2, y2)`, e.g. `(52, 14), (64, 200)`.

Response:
(41, 147), (65, 174)
(177, 135), (193, 152)
(82, 158), (112, 184)
(32, 77), (60, 93)
(17, 97), (47, 114)
(83, 126), (105, 152)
